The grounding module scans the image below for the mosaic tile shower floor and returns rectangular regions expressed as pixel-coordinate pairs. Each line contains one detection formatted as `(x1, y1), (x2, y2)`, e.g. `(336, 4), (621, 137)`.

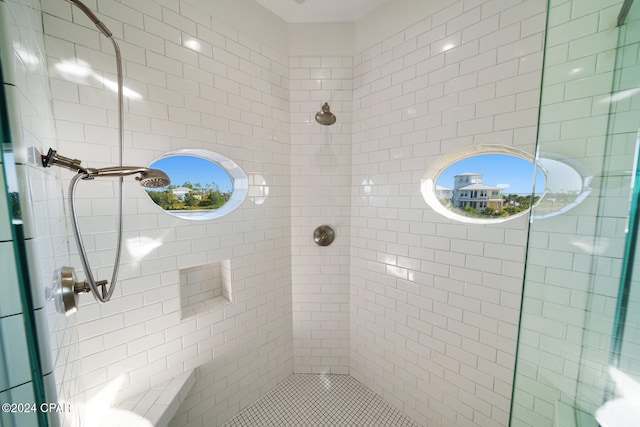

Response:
(222, 374), (419, 426)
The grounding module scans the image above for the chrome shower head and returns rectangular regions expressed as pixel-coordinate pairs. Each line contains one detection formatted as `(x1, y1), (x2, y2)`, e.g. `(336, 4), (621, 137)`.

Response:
(315, 102), (336, 126)
(87, 166), (170, 188)
(42, 148), (171, 188)
(136, 169), (171, 188)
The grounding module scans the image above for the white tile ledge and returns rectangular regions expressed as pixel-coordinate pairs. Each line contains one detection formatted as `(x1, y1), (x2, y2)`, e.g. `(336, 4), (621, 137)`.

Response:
(182, 295), (230, 319)
(115, 370), (196, 427)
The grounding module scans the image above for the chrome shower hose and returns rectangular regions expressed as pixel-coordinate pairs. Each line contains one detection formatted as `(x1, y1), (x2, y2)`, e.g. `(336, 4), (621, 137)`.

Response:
(68, 173), (123, 302)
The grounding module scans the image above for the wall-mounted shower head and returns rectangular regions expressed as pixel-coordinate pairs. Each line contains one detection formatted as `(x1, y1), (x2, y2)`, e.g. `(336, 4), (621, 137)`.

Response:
(42, 148), (171, 188)
(315, 102), (336, 126)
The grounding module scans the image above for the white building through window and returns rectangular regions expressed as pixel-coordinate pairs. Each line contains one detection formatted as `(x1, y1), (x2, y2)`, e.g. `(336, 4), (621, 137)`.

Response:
(451, 172), (503, 211)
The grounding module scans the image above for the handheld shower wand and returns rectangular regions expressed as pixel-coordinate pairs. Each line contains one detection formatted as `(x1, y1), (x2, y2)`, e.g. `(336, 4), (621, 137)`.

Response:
(42, 148), (170, 188)
(45, 0), (169, 314)
(42, 148), (170, 313)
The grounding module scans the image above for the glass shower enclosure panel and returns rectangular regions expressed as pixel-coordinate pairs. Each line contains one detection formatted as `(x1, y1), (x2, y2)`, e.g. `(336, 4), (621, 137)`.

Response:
(511, 0), (640, 426)
(589, 0), (640, 423)
(0, 57), (49, 427)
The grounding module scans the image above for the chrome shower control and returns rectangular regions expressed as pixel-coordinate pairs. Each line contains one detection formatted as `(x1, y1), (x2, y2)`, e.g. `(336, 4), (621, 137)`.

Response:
(313, 225), (335, 246)
(57, 266), (80, 316)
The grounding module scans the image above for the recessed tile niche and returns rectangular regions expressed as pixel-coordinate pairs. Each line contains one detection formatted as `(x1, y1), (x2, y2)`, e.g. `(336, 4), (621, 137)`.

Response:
(179, 260), (232, 319)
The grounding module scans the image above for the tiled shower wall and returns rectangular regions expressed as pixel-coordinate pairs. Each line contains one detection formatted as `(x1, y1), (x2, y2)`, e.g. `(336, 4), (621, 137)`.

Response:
(0, 0), (83, 426)
(39, 0), (293, 425)
(349, 0), (546, 426)
(290, 55), (352, 375)
(511, 0), (629, 425)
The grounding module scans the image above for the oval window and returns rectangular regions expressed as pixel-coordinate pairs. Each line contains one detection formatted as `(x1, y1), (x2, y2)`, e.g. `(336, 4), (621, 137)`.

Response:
(421, 146), (546, 224)
(144, 149), (248, 220)
(531, 155), (592, 219)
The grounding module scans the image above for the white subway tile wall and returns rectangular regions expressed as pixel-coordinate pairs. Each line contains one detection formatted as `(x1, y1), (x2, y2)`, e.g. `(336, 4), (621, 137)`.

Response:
(290, 55), (352, 375)
(1, 0), (294, 426)
(48, 0), (293, 422)
(349, 0), (545, 426)
(1, 0), (83, 426)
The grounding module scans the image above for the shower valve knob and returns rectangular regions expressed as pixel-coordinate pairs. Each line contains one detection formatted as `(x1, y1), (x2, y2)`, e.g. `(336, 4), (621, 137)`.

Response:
(96, 280), (108, 299)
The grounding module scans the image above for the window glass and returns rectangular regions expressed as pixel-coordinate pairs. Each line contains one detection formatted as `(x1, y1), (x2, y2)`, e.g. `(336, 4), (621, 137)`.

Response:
(144, 149), (247, 221)
(434, 154), (545, 220)
(423, 147), (547, 224)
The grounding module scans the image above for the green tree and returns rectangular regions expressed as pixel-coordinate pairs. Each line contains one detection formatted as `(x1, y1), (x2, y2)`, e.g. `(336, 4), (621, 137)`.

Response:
(145, 182), (233, 212)
(183, 191), (199, 208)
(147, 189), (182, 210)
(481, 207), (495, 216)
(503, 206), (520, 215)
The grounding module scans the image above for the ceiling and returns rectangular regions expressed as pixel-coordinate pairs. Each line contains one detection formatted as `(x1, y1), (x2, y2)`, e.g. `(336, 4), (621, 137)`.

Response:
(253, 0), (390, 23)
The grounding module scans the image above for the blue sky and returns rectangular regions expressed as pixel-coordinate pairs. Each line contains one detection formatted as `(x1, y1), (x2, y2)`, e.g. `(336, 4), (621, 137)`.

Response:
(150, 156), (233, 192)
(435, 154), (545, 194)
